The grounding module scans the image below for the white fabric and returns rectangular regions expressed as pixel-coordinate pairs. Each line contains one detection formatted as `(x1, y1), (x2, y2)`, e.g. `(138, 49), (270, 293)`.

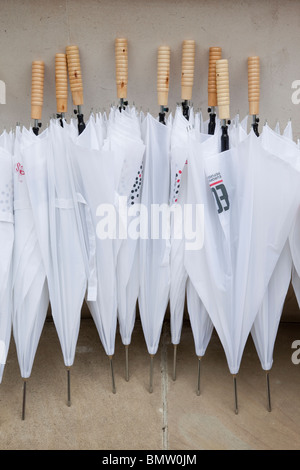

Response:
(185, 129), (300, 374)
(251, 123), (298, 370)
(105, 106), (145, 346)
(138, 113), (171, 355)
(0, 133), (14, 382)
(12, 126), (49, 379)
(169, 107), (189, 346)
(21, 123), (87, 368)
(68, 117), (118, 357)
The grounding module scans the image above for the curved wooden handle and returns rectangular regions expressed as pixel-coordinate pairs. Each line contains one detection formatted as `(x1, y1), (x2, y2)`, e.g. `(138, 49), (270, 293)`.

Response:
(248, 56), (260, 115)
(157, 46), (170, 106)
(216, 59), (230, 120)
(66, 45), (83, 106)
(208, 47), (222, 107)
(115, 38), (128, 99)
(181, 40), (195, 101)
(55, 53), (68, 113)
(31, 61), (44, 120)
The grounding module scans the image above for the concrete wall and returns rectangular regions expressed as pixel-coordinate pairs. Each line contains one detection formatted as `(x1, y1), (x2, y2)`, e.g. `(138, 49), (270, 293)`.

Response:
(0, 0), (299, 138)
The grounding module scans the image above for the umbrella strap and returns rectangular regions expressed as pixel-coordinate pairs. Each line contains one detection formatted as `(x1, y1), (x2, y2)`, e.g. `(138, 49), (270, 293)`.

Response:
(0, 211), (13, 223)
(76, 193), (97, 302)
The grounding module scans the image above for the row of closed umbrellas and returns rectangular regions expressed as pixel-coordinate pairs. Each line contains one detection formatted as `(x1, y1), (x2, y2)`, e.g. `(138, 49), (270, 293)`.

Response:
(1, 40), (300, 419)
(0, 104), (299, 420)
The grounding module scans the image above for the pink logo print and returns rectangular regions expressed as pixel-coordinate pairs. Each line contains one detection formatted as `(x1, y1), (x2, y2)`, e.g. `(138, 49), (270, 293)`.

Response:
(15, 162), (25, 182)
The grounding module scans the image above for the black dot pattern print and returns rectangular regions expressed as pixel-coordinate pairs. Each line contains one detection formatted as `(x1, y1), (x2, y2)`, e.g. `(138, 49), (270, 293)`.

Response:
(129, 163), (143, 205)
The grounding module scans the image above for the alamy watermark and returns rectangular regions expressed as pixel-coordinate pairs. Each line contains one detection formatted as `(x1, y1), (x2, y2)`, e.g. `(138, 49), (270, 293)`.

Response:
(291, 80), (300, 105)
(0, 340), (6, 365)
(291, 340), (300, 364)
(95, 197), (204, 251)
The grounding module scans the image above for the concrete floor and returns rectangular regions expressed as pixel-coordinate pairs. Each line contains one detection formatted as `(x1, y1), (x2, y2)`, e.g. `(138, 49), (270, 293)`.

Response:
(1, 317), (300, 450)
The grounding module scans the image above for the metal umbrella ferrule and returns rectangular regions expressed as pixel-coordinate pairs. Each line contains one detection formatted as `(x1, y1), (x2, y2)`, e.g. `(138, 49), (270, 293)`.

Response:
(149, 354), (154, 393)
(196, 356), (202, 396)
(21, 379), (27, 421)
(125, 345), (129, 382)
(172, 344), (177, 381)
(109, 356), (116, 394)
(233, 374), (238, 415)
(266, 371), (272, 412)
(67, 368), (71, 407)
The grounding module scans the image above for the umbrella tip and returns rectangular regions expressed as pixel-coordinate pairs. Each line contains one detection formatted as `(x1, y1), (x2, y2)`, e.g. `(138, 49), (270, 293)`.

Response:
(149, 354), (154, 393)
(266, 371), (272, 412)
(109, 356), (117, 394)
(172, 344), (178, 381)
(21, 379), (27, 421)
(125, 345), (130, 382)
(232, 374), (238, 415)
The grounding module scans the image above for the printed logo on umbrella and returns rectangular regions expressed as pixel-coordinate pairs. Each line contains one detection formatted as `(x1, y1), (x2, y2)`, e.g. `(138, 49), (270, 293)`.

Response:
(207, 172), (230, 214)
(15, 162), (25, 183)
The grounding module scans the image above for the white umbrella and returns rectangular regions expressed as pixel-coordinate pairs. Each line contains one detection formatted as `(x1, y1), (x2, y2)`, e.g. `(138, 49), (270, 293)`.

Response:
(170, 40), (196, 380)
(67, 115), (119, 393)
(0, 131), (14, 385)
(169, 106), (190, 379)
(139, 110), (172, 392)
(185, 123), (300, 413)
(106, 105), (145, 381)
(251, 122), (298, 410)
(21, 117), (88, 409)
(169, 105), (214, 393)
(12, 125), (49, 419)
(137, 46), (172, 392)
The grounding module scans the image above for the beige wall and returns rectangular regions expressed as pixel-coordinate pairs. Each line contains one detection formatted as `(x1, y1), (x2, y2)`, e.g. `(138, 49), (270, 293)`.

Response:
(0, 0), (299, 139)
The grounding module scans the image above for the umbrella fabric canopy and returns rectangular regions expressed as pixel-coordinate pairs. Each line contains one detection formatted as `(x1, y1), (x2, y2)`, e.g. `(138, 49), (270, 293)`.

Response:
(169, 106), (214, 361)
(105, 106), (145, 347)
(185, 128), (300, 375)
(186, 278), (214, 357)
(21, 122), (87, 368)
(12, 126), (49, 379)
(169, 106), (190, 348)
(0, 131), (14, 382)
(251, 123), (298, 371)
(138, 112), (172, 356)
(67, 116), (118, 358)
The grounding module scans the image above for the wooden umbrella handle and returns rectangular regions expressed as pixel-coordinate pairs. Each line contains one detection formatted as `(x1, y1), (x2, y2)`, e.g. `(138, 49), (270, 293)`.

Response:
(216, 59), (230, 120)
(208, 47), (222, 107)
(31, 61), (44, 120)
(181, 40), (195, 101)
(115, 38), (128, 99)
(157, 46), (170, 107)
(55, 53), (68, 114)
(248, 56), (260, 115)
(66, 45), (83, 106)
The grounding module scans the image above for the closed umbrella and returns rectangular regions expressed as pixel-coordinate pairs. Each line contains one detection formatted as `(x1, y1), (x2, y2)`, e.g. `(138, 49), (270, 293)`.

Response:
(138, 45), (171, 392)
(185, 57), (300, 413)
(67, 114), (119, 393)
(170, 39), (196, 380)
(106, 104), (145, 381)
(0, 132), (14, 385)
(12, 123), (49, 420)
(12, 61), (50, 420)
(22, 58), (88, 410)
